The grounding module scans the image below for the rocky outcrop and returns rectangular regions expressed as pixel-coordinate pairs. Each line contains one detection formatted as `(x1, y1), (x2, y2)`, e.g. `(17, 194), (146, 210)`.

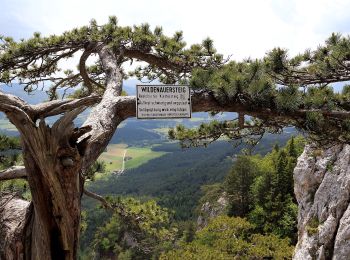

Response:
(293, 144), (350, 260)
(197, 192), (228, 229)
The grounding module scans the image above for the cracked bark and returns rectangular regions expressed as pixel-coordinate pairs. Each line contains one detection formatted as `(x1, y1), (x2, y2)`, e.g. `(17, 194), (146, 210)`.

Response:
(0, 194), (31, 260)
(0, 45), (127, 260)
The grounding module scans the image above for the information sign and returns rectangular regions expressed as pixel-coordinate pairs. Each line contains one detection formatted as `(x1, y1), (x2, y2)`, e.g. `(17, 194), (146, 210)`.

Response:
(136, 85), (191, 119)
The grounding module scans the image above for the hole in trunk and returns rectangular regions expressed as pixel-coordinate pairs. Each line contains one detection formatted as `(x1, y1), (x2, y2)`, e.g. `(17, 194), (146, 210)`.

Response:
(51, 227), (66, 260)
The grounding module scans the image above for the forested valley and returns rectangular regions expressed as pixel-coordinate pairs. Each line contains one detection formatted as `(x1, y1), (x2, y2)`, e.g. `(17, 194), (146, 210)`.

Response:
(0, 82), (303, 259)
(80, 135), (306, 259)
(0, 115), (305, 259)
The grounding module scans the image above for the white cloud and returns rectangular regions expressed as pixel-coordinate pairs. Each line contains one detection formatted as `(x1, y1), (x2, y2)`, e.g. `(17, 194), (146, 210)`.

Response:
(1, 0), (350, 61)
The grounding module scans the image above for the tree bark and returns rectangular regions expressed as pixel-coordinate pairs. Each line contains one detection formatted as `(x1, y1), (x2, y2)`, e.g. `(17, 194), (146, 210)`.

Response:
(0, 194), (30, 259)
(19, 109), (91, 260)
(0, 45), (127, 260)
(0, 107), (96, 259)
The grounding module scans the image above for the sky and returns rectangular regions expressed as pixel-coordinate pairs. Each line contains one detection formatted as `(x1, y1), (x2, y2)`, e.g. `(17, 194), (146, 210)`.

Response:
(1, 0), (350, 62)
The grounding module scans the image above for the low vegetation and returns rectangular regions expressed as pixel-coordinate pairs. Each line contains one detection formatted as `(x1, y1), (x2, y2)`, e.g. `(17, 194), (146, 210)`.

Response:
(78, 136), (304, 259)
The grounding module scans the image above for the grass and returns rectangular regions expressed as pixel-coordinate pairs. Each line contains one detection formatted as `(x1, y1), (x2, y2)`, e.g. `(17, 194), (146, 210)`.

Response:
(98, 144), (127, 172)
(125, 147), (167, 168)
(306, 216), (319, 235)
(98, 143), (167, 174)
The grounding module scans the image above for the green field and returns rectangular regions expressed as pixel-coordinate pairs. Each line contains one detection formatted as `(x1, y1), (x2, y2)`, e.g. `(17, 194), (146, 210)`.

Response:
(124, 147), (167, 168)
(98, 143), (167, 174)
(98, 144), (127, 173)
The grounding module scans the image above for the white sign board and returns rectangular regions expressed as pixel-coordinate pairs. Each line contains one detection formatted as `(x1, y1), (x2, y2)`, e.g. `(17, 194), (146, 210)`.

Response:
(137, 85), (191, 119)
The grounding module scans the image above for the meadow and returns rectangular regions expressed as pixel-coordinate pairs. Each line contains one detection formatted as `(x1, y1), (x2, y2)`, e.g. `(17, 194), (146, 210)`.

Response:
(96, 143), (167, 179)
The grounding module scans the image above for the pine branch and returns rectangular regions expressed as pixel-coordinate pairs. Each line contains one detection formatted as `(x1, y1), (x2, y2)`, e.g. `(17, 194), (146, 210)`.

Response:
(79, 43), (99, 94)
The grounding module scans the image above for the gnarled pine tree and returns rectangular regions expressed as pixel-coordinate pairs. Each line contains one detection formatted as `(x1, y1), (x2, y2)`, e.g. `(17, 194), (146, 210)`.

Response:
(0, 17), (349, 259)
(170, 35), (350, 146)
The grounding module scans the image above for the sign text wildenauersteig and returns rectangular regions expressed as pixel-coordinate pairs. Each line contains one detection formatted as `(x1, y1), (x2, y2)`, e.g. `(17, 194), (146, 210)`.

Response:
(136, 85), (191, 119)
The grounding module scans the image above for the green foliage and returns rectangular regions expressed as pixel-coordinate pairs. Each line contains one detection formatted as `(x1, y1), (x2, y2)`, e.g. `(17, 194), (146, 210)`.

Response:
(249, 138), (303, 242)
(341, 84), (350, 98)
(196, 216), (253, 243)
(2, 20), (350, 145)
(225, 156), (258, 217)
(0, 134), (21, 151)
(305, 111), (326, 133)
(81, 136), (293, 258)
(159, 137), (301, 258)
(191, 60), (275, 108)
(219, 136), (305, 243)
(306, 217), (320, 235)
(0, 17), (224, 94)
(196, 183), (225, 211)
(171, 35), (350, 145)
(161, 216), (294, 259)
(84, 137), (288, 224)
(84, 160), (106, 181)
(0, 178), (30, 200)
(264, 47), (289, 74)
(275, 86), (302, 112)
(80, 136), (300, 258)
(92, 197), (177, 259)
(304, 86), (336, 110)
(246, 233), (294, 259)
(85, 141), (237, 221)
(181, 222), (196, 243)
(0, 135), (28, 198)
(169, 116), (283, 148)
(80, 210), (88, 235)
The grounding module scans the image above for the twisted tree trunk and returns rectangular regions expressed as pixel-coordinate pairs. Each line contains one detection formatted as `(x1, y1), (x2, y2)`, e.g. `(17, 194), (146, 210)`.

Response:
(1, 109), (94, 259)
(0, 43), (231, 259)
(0, 45), (127, 260)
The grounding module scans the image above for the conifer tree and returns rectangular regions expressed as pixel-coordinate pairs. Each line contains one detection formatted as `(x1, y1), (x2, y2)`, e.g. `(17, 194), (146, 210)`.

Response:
(0, 18), (349, 259)
(225, 156), (257, 217)
(0, 17), (225, 259)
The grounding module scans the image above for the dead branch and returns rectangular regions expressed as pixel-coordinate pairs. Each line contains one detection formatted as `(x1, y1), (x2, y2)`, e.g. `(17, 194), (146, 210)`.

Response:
(83, 188), (112, 209)
(0, 166), (26, 181)
(31, 94), (101, 119)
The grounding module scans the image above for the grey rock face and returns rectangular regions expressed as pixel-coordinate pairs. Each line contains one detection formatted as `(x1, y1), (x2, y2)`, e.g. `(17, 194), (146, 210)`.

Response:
(197, 192), (228, 229)
(293, 144), (350, 260)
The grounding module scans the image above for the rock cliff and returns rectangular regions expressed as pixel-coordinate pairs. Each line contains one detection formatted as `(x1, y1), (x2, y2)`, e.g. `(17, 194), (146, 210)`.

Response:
(197, 192), (228, 229)
(293, 144), (350, 260)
